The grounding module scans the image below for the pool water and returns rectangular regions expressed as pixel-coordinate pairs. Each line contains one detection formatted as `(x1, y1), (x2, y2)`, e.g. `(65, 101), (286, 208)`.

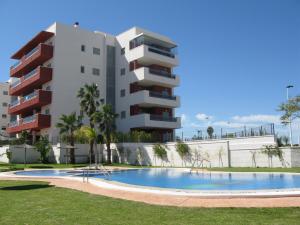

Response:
(15, 169), (300, 191)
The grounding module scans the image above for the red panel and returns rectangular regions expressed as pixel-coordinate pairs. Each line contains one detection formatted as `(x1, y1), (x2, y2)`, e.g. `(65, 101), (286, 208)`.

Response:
(6, 114), (51, 134)
(10, 44), (53, 77)
(11, 31), (54, 59)
(9, 67), (52, 96)
(8, 90), (52, 115)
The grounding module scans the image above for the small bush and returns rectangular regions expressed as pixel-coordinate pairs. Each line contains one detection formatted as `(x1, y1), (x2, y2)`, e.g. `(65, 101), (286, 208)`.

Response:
(153, 144), (167, 160)
(175, 142), (189, 159)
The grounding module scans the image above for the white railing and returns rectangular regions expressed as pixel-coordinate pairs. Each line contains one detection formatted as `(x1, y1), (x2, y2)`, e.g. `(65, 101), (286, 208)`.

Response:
(25, 45), (39, 59)
(10, 99), (20, 107)
(11, 79), (21, 88)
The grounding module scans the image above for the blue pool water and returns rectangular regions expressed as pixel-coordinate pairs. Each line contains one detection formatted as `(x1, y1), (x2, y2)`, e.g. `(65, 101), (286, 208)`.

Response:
(15, 169), (300, 191)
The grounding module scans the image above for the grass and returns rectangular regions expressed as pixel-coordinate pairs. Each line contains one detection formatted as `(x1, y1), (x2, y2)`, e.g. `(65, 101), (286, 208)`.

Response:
(0, 180), (300, 225)
(208, 167), (300, 173)
(0, 163), (88, 172)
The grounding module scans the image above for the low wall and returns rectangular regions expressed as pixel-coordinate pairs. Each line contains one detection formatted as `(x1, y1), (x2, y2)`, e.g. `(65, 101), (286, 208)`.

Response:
(1, 135), (300, 168)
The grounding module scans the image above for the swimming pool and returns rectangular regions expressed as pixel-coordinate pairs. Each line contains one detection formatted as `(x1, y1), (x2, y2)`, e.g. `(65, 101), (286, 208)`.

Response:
(15, 168), (300, 191)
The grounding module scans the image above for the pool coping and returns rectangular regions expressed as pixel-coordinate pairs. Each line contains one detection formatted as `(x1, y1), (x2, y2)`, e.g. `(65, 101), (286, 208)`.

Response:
(2, 168), (300, 198)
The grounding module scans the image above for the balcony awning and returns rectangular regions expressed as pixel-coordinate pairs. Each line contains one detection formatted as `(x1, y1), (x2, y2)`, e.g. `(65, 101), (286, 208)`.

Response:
(11, 31), (54, 59)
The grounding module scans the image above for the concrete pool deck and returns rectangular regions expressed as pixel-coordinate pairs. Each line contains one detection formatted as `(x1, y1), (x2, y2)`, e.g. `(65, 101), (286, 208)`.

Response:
(2, 169), (300, 207)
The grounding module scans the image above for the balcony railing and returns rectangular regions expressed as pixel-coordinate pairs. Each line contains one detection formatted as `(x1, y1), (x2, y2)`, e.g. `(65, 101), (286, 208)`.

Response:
(11, 79), (21, 88)
(149, 91), (176, 100)
(8, 120), (19, 128)
(24, 68), (38, 80)
(25, 45), (39, 59)
(11, 60), (22, 69)
(22, 114), (36, 124)
(130, 35), (177, 59)
(10, 99), (20, 107)
(150, 114), (177, 122)
(148, 68), (176, 79)
(147, 45), (175, 58)
(23, 91), (37, 102)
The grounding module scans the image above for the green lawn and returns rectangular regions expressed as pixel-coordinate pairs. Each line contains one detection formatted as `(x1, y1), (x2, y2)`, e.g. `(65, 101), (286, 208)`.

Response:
(0, 180), (300, 225)
(0, 163), (88, 172)
(208, 167), (300, 173)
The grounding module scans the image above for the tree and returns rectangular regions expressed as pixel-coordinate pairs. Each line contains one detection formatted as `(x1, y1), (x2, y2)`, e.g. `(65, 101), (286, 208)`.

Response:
(19, 131), (30, 144)
(56, 112), (82, 164)
(153, 144), (167, 167)
(76, 126), (98, 165)
(92, 104), (118, 164)
(261, 145), (276, 168)
(207, 126), (214, 139)
(278, 95), (300, 145)
(77, 83), (100, 162)
(175, 142), (189, 166)
(34, 136), (51, 163)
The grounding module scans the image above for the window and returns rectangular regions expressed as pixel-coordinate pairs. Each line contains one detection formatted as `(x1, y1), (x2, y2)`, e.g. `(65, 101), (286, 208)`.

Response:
(81, 66), (85, 74)
(92, 68), (100, 76)
(93, 47), (100, 55)
(121, 111), (126, 119)
(2, 114), (7, 119)
(81, 45), (85, 52)
(120, 68), (126, 76)
(2, 102), (7, 107)
(47, 63), (51, 68)
(100, 98), (105, 104)
(46, 86), (51, 91)
(45, 108), (50, 115)
(3, 91), (8, 95)
(120, 89), (125, 97)
(121, 48), (125, 55)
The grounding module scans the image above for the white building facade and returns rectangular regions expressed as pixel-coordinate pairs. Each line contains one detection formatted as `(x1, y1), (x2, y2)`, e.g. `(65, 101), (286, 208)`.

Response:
(6, 22), (181, 143)
(0, 82), (10, 138)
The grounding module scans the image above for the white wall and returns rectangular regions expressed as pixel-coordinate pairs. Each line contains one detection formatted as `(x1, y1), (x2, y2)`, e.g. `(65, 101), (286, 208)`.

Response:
(0, 82), (10, 138)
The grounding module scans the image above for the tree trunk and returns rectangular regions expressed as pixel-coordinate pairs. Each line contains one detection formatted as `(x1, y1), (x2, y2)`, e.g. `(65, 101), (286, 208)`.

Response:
(107, 142), (112, 164)
(70, 136), (75, 164)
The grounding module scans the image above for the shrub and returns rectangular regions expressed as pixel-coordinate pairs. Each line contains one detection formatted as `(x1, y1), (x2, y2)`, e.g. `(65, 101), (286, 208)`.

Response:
(34, 136), (52, 163)
(176, 142), (189, 159)
(153, 144), (167, 160)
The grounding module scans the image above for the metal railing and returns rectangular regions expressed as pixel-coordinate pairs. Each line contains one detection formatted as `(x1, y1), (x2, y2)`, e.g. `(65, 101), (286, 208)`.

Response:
(150, 114), (177, 122)
(148, 45), (175, 58)
(23, 91), (37, 102)
(149, 91), (176, 100)
(24, 68), (38, 80)
(25, 45), (39, 59)
(22, 114), (36, 124)
(11, 79), (21, 88)
(8, 120), (19, 128)
(148, 68), (176, 79)
(10, 99), (20, 107)
(11, 60), (22, 69)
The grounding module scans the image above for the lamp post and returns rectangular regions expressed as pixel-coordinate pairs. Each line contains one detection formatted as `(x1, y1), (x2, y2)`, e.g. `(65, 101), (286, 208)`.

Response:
(286, 85), (294, 146)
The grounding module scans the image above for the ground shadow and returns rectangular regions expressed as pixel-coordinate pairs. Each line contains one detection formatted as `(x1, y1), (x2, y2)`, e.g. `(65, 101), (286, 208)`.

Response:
(0, 184), (52, 191)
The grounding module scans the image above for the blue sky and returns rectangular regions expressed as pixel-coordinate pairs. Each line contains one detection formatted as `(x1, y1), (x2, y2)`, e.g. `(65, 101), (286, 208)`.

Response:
(0, 0), (299, 142)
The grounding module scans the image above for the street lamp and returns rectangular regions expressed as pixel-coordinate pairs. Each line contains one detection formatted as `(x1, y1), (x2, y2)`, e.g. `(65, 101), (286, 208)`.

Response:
(286, 85), (294, 146)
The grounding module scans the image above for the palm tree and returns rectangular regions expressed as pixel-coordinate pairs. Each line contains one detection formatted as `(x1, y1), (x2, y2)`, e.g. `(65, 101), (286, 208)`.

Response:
(76, 126), (98, 166)
(77, 83), (100, 162)
(93, 104), (118, 164)
(207, 126), (214, 139)
(56, 112), (82, 164)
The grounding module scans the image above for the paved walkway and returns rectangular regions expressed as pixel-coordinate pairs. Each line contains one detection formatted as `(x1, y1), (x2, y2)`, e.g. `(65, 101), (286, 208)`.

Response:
(1, 177), (300, 207)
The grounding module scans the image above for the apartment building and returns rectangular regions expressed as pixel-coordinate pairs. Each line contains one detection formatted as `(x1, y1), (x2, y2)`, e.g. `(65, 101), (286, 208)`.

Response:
(6, 22), (180, 142)
(0, 82), (10, 138)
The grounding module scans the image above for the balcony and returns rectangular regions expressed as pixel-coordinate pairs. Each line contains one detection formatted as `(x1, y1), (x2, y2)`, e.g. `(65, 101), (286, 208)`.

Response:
(130, 67), (179, 88)
(10, 43), (53, 77)
(8, 90), (52, 115)
(130, 90), (180, 108)
(128, 44), (179, 67)
(129, 113), (181, 129)
(9, 67), (53, 96)
(6, 114), (51, 134)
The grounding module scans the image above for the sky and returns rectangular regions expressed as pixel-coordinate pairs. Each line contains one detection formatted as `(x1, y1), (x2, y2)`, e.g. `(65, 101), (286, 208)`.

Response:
(0, 0), (299, 142)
